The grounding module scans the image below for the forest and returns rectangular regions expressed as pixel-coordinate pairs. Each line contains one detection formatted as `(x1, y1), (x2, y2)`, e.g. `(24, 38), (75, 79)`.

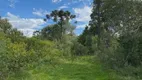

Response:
(0, 0), (142, 80)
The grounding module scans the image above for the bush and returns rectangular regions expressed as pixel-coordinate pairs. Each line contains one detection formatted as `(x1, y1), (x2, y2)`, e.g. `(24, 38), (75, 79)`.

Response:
(71, 40), (88, 56)
(0, 36), (62, 79)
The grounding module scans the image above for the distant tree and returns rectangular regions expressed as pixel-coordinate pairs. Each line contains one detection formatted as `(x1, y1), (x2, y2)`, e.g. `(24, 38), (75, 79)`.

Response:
(0, 19), (12, 34)
(8, 28), (24, 43)
(44, 10), (76, 39)
(0, 18), (24, 43)
(78, 26), (89, 46)
(41, 24), (61, 40)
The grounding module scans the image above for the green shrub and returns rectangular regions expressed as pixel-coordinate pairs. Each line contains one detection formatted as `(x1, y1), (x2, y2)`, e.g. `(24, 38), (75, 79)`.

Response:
(71, 40), (88, 56)
(0, 35), (62, 79)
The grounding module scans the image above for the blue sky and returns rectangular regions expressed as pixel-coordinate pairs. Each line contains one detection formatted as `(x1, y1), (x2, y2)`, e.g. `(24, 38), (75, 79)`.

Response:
(0, 0), (93, 37)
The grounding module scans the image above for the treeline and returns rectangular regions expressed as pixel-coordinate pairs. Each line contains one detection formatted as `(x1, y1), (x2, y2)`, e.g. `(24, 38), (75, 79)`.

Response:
(0, 18), (63, 79)
(0, 10), (84, 79)
(78, 0), (142, 65)
(0, 0), (142, 79)
(78, 0), (142, 79)
(33, 0), (142, 78)
(33, 10), (88, 56)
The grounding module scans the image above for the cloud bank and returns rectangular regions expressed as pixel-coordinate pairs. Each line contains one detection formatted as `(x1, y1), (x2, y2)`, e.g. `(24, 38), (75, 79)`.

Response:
(5, 12), (46, 37)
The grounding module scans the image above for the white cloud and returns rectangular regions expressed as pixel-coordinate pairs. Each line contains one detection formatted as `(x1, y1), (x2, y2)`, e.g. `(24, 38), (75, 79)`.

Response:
(5, 12), (46, 37)
(8, 0), (18, 8)
(32, 8), (49, 17)
(58, 5), (68, 10)
(19, 29), (35, 37)
(73, 6), (92, 23)
(52, 0), (62, 3)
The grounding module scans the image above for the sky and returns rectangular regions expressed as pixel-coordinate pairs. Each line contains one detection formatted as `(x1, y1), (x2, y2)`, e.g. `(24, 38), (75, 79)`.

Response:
(0, 0), (93, 37)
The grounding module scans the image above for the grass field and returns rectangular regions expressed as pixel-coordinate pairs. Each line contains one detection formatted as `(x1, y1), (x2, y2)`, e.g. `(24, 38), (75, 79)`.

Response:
(7, 56), (121, 80)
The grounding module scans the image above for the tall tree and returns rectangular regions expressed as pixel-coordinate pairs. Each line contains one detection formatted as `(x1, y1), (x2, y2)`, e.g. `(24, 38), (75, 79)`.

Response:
(91, 0), (142, 66)
(44, 10), (76, 39)
(89, 0), (106, 50)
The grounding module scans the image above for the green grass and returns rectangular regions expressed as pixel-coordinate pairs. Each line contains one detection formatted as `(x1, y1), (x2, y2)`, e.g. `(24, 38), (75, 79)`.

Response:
(7, 56), (121, 80)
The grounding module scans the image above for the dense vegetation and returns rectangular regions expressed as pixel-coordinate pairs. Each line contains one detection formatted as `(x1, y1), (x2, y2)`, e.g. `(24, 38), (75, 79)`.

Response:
(0, 0), (142, 80)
